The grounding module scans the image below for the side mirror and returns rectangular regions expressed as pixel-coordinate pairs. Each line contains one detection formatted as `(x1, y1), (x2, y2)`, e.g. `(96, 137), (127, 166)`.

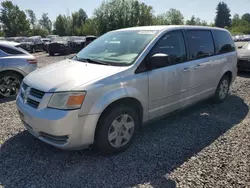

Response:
(149, 53), (170, 69)
(238, 46), (243, 49)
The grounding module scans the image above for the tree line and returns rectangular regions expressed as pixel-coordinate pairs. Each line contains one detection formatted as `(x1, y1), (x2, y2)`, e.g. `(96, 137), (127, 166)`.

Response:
(0, 0), (249, 37)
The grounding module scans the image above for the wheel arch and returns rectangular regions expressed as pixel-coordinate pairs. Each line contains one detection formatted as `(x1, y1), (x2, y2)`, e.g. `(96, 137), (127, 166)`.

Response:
(94, 97), (144, 142)
(0, 69), (25, 79)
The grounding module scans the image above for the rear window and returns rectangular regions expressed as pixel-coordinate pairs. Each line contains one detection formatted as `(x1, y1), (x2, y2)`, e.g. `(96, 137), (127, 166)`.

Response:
(213, 30), (235, 54)
(0, 46), (25, 55)
(186, 30), (215, 60)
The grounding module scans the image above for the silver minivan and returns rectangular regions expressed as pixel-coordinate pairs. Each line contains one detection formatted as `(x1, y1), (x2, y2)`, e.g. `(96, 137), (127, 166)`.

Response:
(16, 26), (237, 154)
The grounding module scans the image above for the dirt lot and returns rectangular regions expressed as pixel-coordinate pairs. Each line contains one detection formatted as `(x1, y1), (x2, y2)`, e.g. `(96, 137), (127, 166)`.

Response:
(0, 52), (250, 188)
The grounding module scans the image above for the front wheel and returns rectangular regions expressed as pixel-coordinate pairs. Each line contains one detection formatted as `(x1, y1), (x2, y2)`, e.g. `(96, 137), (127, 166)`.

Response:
(213, 75), (230, 103)
(0, 72), (22, 98)
(95, 105), (139, 154)
(32, 47), (36, 53)
(49, 51), (54, 56)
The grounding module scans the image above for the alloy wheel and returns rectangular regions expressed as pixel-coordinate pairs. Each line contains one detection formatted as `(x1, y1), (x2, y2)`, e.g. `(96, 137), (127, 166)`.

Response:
(219, 79), (229, 100)
(0, 76), (20, 97)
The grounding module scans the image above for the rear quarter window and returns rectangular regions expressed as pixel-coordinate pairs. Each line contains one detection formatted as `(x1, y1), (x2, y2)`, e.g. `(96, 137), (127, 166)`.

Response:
(213, 30), (235, 54)
(0, 46), (25, 55)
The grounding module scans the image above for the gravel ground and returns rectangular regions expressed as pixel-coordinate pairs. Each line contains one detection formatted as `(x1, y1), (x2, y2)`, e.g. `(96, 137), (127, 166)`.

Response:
(0, 53), (250, 188)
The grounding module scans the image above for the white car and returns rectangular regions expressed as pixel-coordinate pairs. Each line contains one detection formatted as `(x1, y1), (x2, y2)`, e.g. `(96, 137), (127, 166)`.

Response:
(16, 26), (237, 154)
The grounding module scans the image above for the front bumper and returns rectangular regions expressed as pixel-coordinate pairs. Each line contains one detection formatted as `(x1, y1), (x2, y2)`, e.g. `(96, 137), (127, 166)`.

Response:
(16, 94), (100, 150)
(238, 59), (250, 71)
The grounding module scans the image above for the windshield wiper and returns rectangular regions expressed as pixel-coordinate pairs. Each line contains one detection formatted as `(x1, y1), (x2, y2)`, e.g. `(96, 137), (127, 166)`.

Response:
(76, 57), (110, 66)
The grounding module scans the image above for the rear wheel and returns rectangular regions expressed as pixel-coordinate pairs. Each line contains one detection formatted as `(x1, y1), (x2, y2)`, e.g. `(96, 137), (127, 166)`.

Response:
(213, 75), (230, 103)
(0, 72), (22, 98)
(95, 105), (139, 154)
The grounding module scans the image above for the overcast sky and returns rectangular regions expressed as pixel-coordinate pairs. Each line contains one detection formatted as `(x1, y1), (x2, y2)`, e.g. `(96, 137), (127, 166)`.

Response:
(9, 0), (250, 23)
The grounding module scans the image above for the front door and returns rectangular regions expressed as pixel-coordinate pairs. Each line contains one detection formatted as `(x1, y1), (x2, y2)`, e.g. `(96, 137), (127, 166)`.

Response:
(148, 30), (188, 119)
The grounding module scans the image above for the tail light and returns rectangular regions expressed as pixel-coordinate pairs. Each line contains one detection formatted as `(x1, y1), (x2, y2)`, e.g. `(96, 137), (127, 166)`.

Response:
(27, 59), (37, 64)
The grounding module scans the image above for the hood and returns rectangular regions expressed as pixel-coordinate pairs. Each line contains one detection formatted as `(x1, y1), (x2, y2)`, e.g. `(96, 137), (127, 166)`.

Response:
(237, 49), (250, 58)
(23, 59), (123, 92)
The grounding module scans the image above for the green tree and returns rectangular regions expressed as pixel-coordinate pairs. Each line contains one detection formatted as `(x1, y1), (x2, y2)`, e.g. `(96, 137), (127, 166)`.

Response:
(231, 14), (240, 26)
(30, 25), (49, 37)
(186, 15), (196, 25)
(81, 19), (98, 35)
(153, 13), (170, 25)
(93, 0), (154, 35)
(165, 8), (184, 25)
(186, 16), (207, 26)
(39, 13), (52, 32)
(54, 14), (72, 36)
(72, 9), (88, 35)
(241, 13), (250, 23)
(26, 9), (36, 27)
(0, 1), (30, 36)
(215, 2), (231, 28)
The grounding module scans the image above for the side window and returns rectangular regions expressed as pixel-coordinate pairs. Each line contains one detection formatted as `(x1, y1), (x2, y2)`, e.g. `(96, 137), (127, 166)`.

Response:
(186, 30), (215, 60)
(0, 46), (24, 55)
(213, 30), (235, 54)
(150, 30), (186, 69)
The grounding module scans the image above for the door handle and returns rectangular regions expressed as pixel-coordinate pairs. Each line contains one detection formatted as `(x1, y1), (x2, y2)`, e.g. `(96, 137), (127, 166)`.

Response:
(194, 64), (203, 69)
(182, 68), (191, 72)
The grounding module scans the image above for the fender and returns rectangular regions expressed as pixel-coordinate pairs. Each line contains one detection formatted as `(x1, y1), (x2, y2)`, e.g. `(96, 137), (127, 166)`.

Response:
(0, 67), (27, 77)
(78, 87), (127, 116)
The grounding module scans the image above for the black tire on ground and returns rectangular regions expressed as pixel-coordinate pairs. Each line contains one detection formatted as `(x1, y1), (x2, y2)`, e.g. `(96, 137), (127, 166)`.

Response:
(32, 47), (36, 53)
(94, 104), (139, 154)
(212, 75), (230, 103)
(0, 72), (22, 99)
(49, 51), (54, 56)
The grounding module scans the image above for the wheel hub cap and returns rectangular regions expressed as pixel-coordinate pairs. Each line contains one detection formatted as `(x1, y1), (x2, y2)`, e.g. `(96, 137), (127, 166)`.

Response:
(108, 114), (135, 148)
(0, 76), (20, 97)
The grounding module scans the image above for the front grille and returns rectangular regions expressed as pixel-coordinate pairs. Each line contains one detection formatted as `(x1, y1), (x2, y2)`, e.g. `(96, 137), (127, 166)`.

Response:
(26, 98), (40, 108)
(39, 132), (69, 145)
(30, 88), (45, 99)
(20, 82), (45, 109)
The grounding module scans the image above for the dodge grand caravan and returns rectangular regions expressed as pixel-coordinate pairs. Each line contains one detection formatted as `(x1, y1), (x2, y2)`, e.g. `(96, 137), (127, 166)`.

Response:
(16, 26), (237, 154)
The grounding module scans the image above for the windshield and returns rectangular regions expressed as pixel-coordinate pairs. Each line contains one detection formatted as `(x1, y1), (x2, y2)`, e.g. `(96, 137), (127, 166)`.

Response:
(243, 42), (250, 50)
(74, 30), (158, 66)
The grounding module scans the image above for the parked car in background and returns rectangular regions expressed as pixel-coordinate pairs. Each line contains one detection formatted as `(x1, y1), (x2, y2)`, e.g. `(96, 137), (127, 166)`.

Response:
(237, 42), (250, 71)
(5, 37), (27, 43)
(19, 37), (44, 53)
(68, 36), (87, 52)
(0, 42), (37, 98)
(48, 36), (97, 55)
(41, 38), (51, 52)
(48, 36), (70, 55)
(29, 36), (42, 39)
(46, 35), (59, 39)
(0, 37), (5, 41)
(16, 26), (237, 154)
(85, 35), (97, 46)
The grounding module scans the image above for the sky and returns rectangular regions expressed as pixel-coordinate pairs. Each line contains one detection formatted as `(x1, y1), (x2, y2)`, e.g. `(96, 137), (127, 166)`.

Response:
(7, 0), (250, 23)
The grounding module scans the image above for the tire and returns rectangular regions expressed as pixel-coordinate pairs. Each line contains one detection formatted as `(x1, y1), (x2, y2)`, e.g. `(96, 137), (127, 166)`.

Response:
(0, 72), (22, 99)
(32, 47), (36, 53)
(49, 51), (54, 56)
(213, 75), (230, 103)
(95, 104), (139, 154)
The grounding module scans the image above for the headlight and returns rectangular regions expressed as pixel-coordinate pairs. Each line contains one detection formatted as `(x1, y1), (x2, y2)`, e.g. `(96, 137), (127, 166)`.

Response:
(48, 91), (86, 110)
